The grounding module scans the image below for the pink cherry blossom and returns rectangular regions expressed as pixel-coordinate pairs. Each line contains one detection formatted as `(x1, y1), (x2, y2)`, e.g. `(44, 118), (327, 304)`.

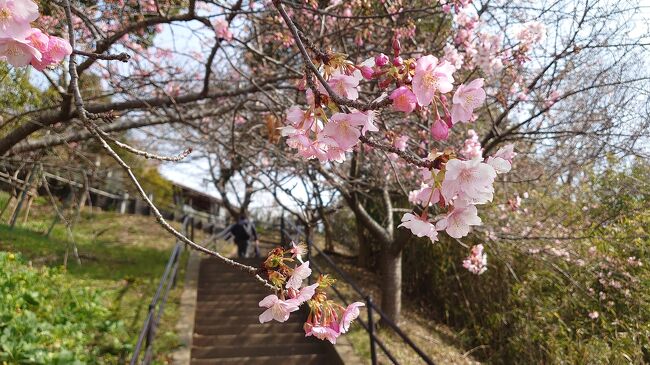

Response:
(44, 35), (71, 61)
(389, 86), (417, 114)
(588, 311), (599, 320)
(286, 105), (311, 126)
(462, 244), (488, 274)
(289, 241), (307, 260)
(296, 283), (318, 304)
(412, 55), (455, 106)
(436, 203), (482, 238)
(516, 21), (546, 45)
(322, 113), (364, 150)
(318, 71), (360, 100)
(258, 295), (300, 323)
(443, 43), (463, 70)
(0, 36), (40, 67)
(348, 110), (377, 135)
(451, 78), (486, 124)
(393, 135), (409, 151)
(460, 129), (482, 159)
(358, 65), (373, 79)
(430, 118), (449, 141)
(398, 213), (438, 243)
(286, 261), (312, 290)
(339, 302), (364, 333)
(409, 185), (441, 206)
(441, 158), (496, 204)
(374, 53), (388, 67)
(315, 135), (347, 163)
(214, 19), (233, 41)
(486, 144), (516, 174)
(0, 0), (39, 38)
(306, 323), (340, 344)
(493, 144), (516, 162)
(288, 282), (318, 304)
(28, 30), (72, 71)
(25, 26), (46, 50)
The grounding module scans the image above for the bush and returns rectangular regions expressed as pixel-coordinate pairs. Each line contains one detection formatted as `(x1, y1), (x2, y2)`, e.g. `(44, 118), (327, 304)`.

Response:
(0, 252), (131, 364)
(403, 160), (650, 363)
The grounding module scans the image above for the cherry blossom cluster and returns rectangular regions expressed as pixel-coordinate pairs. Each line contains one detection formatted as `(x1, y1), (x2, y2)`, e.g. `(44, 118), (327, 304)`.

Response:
(281, 38), (491, 163)
(0, 0), (71, 69)
(402, 133), (515, 274)
(463, 244), (487, 275)
(280, 32), (519, 274)
(258, 242), (363, 343)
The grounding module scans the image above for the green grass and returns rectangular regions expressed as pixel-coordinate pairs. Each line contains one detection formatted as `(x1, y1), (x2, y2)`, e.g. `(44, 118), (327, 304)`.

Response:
(0, 191), (194, 364)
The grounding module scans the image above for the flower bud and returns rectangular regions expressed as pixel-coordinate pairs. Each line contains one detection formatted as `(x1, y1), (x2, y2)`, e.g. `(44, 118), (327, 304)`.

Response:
(444, 114), (453, 127)
(392, 38), (401, 56)
(359, 65), (374, 79)
(375, 53), (389, 67)
(431, 118), (449, 141)
(392, 56), (403, 67)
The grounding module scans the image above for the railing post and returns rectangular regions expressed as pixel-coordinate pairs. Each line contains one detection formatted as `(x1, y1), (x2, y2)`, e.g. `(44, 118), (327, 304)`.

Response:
(142, 306), (155, 365)
(190, 216), (195, 241)
(367, 296), (378, 365)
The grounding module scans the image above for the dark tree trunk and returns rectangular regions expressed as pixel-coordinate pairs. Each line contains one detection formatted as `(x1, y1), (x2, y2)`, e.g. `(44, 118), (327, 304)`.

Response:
(356, 215), (372, 268)
(304, 222), (313, 246)
(380, 245), (403, 325)
(322, 214), (334, 252)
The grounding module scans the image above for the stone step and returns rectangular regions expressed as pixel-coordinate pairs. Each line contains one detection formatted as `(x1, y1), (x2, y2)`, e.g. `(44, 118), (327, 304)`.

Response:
(197, 273), (262, 280)
(195, 314), (304, 326)
(190, 354), (327, 365)
(191, 342), (327, 359)
(197, 288), (270, 297)
(193, 301), (265, 309)
(192, 333), (309, 347)
(194, 293), (267, 302)
(196, 294), (268, 303)
(197, 282), (267, 288)
(194, 322), (304, 336)
(190, 257), (343, 365)
(195, 306), (268, 317)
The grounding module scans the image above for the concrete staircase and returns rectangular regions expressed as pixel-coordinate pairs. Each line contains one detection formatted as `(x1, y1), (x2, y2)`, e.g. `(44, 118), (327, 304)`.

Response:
(190, 257), (344, 365)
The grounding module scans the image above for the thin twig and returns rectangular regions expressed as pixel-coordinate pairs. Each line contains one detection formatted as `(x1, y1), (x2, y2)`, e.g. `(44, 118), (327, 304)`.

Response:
(73, 49), (131, 62)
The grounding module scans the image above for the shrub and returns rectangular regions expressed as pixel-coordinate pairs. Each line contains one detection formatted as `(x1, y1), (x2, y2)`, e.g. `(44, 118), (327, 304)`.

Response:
(403, 160), (650, 363)
(0, 252), (131, 364)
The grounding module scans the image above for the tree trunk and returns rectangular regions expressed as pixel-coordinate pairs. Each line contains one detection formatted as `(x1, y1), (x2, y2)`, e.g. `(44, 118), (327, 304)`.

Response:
(322, 214), (334, 252)
(356, 215), (372, 268)
(304, 223), (313, 245)
(380, 245), (403, 325)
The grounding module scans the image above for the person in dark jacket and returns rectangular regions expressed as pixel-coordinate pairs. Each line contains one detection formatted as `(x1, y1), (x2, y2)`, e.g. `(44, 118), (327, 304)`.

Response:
(223, 215), (259, 258)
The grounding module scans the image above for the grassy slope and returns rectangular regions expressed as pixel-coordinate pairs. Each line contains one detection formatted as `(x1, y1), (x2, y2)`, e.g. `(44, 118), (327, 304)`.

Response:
(0, 192), (211, 364)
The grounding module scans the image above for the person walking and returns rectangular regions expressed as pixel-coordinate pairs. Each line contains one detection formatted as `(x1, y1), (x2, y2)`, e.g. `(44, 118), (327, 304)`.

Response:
(219, 214), (260, 258)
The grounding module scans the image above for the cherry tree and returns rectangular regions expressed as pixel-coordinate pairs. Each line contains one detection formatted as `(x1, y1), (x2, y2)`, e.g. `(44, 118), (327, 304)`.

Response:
(2, 0), (648, 341)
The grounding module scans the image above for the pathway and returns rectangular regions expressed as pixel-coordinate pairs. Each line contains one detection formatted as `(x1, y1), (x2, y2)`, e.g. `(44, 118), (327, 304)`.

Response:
(189, 256), (344, 365)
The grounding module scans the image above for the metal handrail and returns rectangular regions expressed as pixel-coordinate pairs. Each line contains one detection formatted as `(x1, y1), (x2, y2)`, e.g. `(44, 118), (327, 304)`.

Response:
(310, 259), (400, 365)
(130, 215), (193, 365)
(279, 216), (435, 365)
(311, 244), (435, 365)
